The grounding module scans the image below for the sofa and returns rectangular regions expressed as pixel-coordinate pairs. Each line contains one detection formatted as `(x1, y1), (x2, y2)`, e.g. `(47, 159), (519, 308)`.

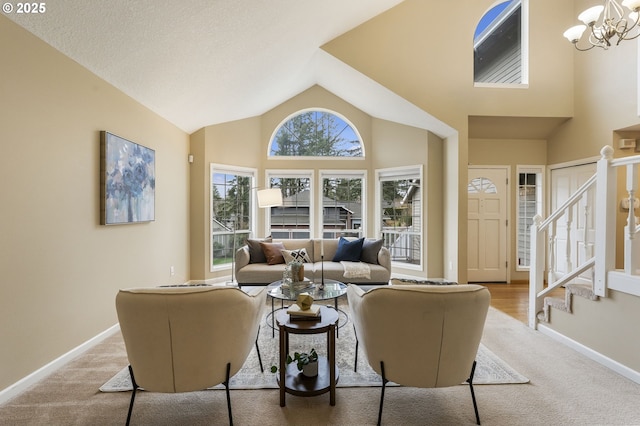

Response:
(235, 237), (391, 285)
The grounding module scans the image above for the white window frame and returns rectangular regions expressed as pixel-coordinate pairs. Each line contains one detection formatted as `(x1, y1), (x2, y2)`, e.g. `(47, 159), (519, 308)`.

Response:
(473, 0), (529, 88)
(265, 169), (315, 239)
(267, 108), (366, 160)
(376, 165), (423, 270)
(516, 165), (544, 271)
(319, 170), (367, 239)
(210, 164), (257, 273)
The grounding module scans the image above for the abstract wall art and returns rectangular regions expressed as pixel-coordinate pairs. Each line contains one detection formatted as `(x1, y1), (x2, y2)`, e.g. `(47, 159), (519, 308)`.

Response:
(100, 131), (155, 225)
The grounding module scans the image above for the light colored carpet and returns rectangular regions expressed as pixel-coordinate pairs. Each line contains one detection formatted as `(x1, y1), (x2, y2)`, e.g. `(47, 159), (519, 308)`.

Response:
(2, 305), (640, 425)
(99, 303), (528, 391)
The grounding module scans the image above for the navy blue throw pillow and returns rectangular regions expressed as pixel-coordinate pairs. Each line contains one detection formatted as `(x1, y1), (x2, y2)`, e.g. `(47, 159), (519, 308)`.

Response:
(332, 237), (365, 262)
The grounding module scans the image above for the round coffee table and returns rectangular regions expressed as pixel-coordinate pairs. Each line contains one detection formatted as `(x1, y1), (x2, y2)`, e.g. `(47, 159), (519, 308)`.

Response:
(266, 279), (347, 337)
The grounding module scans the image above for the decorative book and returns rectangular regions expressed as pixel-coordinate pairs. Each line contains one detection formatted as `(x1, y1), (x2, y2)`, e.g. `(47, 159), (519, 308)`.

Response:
(287, 303), (321, 317)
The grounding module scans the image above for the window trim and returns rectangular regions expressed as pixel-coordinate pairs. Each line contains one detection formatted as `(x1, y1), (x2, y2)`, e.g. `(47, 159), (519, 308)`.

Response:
(515, 165), (544, 272)
(267, 108), (366, 160)
(319, 169), (367, 239)
(210, 164), (258, 273)
(376, 165), (424, 271)
(473, 0), (529, 87)
(265, 169), (315, 239)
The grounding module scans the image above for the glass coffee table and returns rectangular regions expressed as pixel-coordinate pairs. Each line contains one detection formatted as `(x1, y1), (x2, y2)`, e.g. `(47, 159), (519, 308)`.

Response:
(266, 279), (347, 337)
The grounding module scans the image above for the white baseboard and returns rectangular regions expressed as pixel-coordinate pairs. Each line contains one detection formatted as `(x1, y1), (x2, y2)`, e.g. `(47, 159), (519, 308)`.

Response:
(538, 324), (640, 385)
(0, 324), (120, 405)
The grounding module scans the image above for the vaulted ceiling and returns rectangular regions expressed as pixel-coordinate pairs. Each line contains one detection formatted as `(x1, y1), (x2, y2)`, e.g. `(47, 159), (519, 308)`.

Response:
(7, 0), (426, 134)
(7, 0), (571, 140)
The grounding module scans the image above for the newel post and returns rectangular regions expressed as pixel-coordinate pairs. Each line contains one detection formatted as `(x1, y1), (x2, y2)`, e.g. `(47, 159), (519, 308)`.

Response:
(594, 146), (616, 297)
(528, 214), (545, 329)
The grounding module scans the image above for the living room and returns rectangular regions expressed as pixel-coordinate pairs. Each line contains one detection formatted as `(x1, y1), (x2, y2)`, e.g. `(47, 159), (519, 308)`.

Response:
(2, 0), (640, 423)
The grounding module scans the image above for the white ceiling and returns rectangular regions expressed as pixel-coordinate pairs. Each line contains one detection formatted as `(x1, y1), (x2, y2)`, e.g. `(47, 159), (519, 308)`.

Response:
(6, 0), (457, 135)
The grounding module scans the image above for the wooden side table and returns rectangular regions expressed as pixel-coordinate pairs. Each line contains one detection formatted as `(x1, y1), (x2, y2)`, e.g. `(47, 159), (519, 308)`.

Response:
(276, 305), (339, 406)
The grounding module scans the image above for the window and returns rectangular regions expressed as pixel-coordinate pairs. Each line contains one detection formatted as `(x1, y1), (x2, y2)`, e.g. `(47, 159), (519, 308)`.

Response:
(468, 177), (498, 194)
(377, 166), (422, 268)
(269, 109), (364, 158)
(517, 167), (543, 270)
(210, 165), (256, 272)
(474, 0), (528, 85)
(266, 171), (313, 239)
(320, 171), (366, 239)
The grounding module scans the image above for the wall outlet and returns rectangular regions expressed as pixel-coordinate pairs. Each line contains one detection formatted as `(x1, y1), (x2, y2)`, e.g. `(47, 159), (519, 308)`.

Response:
(170, 266), (175, 276)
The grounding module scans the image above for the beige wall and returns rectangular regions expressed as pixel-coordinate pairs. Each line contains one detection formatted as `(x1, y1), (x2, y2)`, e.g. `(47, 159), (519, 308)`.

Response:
(321, 0), (640, 374)
(323, 0), (575, 282)
(0, 16), (190, 391)
(469, 138), (547, 282)
(191, 86), (445, 281)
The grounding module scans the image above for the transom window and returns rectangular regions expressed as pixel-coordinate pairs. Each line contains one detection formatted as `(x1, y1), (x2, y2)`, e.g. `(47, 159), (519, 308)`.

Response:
(474, 0), (528, 85)
(269, 109), (364, 158)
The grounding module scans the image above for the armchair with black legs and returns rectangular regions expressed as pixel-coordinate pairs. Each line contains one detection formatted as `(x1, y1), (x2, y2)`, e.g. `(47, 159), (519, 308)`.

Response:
(115, 285), (266, 425)
(347, 283), (490, 425)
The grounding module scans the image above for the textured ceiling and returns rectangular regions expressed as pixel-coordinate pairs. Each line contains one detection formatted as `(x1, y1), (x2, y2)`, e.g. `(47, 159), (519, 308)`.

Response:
(6, 0), (415, 134)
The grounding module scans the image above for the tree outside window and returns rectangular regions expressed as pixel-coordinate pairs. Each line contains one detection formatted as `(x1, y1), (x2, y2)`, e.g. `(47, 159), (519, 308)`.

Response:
(211, 170), (254, 270)
(269, 110), (363, 158)
(379, 167), (422, 267)
(321, 175), (364, 239)
(267, 174), (312, 239)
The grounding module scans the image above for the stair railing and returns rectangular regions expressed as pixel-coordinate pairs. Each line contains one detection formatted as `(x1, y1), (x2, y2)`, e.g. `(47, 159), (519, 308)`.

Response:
(529, 146), (640, 328)
(528, 173), (597, 327)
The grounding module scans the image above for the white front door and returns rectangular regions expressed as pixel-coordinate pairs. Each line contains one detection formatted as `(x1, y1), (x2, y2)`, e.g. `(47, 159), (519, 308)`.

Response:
(550, 163), (597, 283)
(467, 167), (508, 282)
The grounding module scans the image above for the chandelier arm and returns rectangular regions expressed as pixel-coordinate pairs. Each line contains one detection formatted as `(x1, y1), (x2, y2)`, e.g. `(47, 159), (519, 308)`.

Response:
(573, 41), (599, 51)
(588, 28), (611, 47)
(619, 30), (640, 42)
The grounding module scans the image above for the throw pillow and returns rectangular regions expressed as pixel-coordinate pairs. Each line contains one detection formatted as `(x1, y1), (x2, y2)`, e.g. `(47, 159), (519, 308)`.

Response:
(282, 248), (311, 264)
(360, 238), (383, 264)
(260, 241), (286, 265)
(332, 237), (365, 262)
(246, 237), (271, 264)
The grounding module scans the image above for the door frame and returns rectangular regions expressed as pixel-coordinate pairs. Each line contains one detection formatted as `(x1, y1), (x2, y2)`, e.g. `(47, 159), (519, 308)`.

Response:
(467, 165), (511, 283)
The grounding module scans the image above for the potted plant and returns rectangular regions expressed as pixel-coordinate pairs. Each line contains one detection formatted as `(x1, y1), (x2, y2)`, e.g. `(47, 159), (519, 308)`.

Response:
(271, 348), (319, 377)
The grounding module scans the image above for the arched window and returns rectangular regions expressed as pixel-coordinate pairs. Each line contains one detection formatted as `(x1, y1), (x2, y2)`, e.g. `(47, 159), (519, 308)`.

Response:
(269, 109), (364, 158)
(468, 177), (498, 194)
(474, 0), (528, 85)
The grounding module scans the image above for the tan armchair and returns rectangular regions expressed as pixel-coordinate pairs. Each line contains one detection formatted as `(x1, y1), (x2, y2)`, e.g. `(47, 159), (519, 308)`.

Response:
(115, 285), (266, 425)
(347, 284), (491, 425)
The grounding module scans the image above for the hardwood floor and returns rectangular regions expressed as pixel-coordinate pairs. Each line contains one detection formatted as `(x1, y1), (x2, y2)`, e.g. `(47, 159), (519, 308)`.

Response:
(481, 282), (565, 324)
(481, 283), (530, 323)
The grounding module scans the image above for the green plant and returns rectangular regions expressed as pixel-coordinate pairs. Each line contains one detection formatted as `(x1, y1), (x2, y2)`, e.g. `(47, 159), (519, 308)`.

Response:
(270, 348), (318, 373)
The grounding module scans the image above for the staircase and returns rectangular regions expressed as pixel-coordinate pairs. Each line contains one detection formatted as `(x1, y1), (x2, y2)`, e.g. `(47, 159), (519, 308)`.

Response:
(529, 145), (640, 329)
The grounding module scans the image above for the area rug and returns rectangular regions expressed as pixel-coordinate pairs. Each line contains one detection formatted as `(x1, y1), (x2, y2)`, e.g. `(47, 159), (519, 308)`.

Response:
(100, 305), (528, 392)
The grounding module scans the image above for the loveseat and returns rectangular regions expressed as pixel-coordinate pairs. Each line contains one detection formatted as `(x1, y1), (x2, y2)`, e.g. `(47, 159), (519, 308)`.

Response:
(235, 237), (391, 285)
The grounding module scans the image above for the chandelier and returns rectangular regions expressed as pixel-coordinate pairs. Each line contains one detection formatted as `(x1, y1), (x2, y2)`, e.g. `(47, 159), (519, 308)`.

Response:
(563, 0), (640, 50)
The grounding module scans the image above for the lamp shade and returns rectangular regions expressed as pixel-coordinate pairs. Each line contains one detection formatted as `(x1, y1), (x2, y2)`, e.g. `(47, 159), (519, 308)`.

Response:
(564, 25), (587, 42)
(256, 188), (283, 208)
(623, 0), (640, 12)
(579, 5), (604, 25)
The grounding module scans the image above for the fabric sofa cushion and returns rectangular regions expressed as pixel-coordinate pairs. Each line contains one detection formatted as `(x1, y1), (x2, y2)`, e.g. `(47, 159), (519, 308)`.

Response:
(282, 248), (311, 264)
(247, 237), (271, 263)
(260, 241), (286, 265)
(361, 238), (383, 264)
(332, 237), (365, 262)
